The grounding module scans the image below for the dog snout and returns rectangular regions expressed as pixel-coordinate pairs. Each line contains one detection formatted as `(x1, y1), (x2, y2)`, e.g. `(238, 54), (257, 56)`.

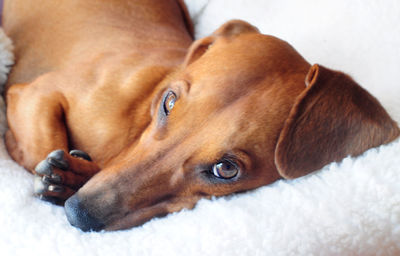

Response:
(64, 194), (105, 232)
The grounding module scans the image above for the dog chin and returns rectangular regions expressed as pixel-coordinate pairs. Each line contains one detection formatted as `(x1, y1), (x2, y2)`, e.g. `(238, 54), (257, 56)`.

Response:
(104, 195), (201, 231)
(104, 203), (177, 231)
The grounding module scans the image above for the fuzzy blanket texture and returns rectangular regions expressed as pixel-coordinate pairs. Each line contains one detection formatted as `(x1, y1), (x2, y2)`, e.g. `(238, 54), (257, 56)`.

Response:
(1, 0), (400, 255)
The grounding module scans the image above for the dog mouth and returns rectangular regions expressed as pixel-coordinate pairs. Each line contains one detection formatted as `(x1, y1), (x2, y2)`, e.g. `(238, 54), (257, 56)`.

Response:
(103, 202), (172, 231)
(64, 192), (199, 232)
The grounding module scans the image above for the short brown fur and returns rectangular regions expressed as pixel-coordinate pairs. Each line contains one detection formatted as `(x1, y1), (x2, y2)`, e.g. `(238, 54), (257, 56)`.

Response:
(3, 0), (399, 231)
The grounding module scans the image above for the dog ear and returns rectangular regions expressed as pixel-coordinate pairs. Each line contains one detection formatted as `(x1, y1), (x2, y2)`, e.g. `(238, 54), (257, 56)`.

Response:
(183, 20), (259, 66)
(275, 64), (400, 179)
(183, 36), (215, 67)
(212, 19), (260, 38)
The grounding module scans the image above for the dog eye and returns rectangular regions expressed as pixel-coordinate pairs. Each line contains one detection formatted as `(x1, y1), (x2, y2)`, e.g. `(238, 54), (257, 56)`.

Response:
(212, 160), (239, 179)
(163, 91), (177, 115)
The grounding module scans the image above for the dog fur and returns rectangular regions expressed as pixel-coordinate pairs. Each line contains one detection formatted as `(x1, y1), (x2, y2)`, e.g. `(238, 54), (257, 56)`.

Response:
(3, 0), (399, 231)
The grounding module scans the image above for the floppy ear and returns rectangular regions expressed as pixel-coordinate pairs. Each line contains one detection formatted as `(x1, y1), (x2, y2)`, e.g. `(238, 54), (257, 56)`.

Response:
(275, 64), (400, 179)
(183, 19), (259, 66)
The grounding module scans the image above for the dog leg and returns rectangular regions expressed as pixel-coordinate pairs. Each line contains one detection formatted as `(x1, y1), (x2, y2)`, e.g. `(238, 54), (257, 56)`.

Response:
(6, 81), (100, 204)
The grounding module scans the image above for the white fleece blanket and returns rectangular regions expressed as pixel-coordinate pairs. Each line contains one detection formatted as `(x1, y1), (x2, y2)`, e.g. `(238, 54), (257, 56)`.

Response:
(1, 1), (400, 255)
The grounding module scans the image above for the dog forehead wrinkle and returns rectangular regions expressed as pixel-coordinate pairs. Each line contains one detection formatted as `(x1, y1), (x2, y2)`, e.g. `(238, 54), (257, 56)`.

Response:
(203, 87), (284, 153)
(186, 57), (303, 112)
(184, 79), (267, 126)
(195, 34), (302, 73)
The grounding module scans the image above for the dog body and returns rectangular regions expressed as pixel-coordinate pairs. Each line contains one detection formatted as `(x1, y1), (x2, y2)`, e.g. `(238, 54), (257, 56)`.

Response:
(3, 0), (399, 231)
(4, 0), (192, 168)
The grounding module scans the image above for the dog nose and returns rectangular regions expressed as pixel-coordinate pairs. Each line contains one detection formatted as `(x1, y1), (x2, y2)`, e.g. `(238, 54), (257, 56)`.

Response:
(64, 194), (105, 232)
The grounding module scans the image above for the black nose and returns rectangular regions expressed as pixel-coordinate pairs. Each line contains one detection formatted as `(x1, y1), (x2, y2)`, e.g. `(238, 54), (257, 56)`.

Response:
(64, 194), (105, 232)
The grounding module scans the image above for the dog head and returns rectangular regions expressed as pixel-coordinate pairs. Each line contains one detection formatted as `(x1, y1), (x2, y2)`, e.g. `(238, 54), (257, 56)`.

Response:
(65, 20), (400, 231)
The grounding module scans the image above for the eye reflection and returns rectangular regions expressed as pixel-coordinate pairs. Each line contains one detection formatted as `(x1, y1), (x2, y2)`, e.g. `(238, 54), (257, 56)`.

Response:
(163, 91), (176, 115)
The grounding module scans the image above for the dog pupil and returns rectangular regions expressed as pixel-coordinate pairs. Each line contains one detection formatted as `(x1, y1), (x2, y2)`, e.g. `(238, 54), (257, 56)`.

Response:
(219, 161), (233, 173)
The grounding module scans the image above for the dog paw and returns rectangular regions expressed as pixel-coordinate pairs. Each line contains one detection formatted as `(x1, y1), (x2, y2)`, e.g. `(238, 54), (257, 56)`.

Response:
(33, 149), (100, 205)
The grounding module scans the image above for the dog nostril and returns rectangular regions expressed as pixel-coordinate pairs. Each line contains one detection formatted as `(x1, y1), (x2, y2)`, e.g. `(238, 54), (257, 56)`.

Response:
(64, 194), (105, 232)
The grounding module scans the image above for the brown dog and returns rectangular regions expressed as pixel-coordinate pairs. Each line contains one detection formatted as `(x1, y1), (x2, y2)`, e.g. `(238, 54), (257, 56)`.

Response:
(3, 0), (399, 231)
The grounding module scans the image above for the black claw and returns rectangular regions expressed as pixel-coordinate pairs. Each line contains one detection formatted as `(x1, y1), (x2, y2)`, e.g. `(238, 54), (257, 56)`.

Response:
(34, 175), (48, 194)
(42, 174), (62, 184)
(70, 149), (92, 162)
(48, 157), (69, 170)
(48, 184), (64, 193)
(47, 150), (69, 170)
(34, 160), (53, 176)
(48, 150), (65, 161)
(38, 195), (64, 205)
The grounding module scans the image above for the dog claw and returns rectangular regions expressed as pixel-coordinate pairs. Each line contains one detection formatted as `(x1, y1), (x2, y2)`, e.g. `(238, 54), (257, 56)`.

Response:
(48, 157), (69, 170)
(34, 174), (65, 194)
(34, 175), (47, 194)
(48, 184), (64, 193)
(42, 174), (62, 184)
(34, 160), (53, 176)
(38, 195), (63, 205)
(47, 149), (65, 160)
(70, 150), (92, 162)
(47, 150), (69, 170)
